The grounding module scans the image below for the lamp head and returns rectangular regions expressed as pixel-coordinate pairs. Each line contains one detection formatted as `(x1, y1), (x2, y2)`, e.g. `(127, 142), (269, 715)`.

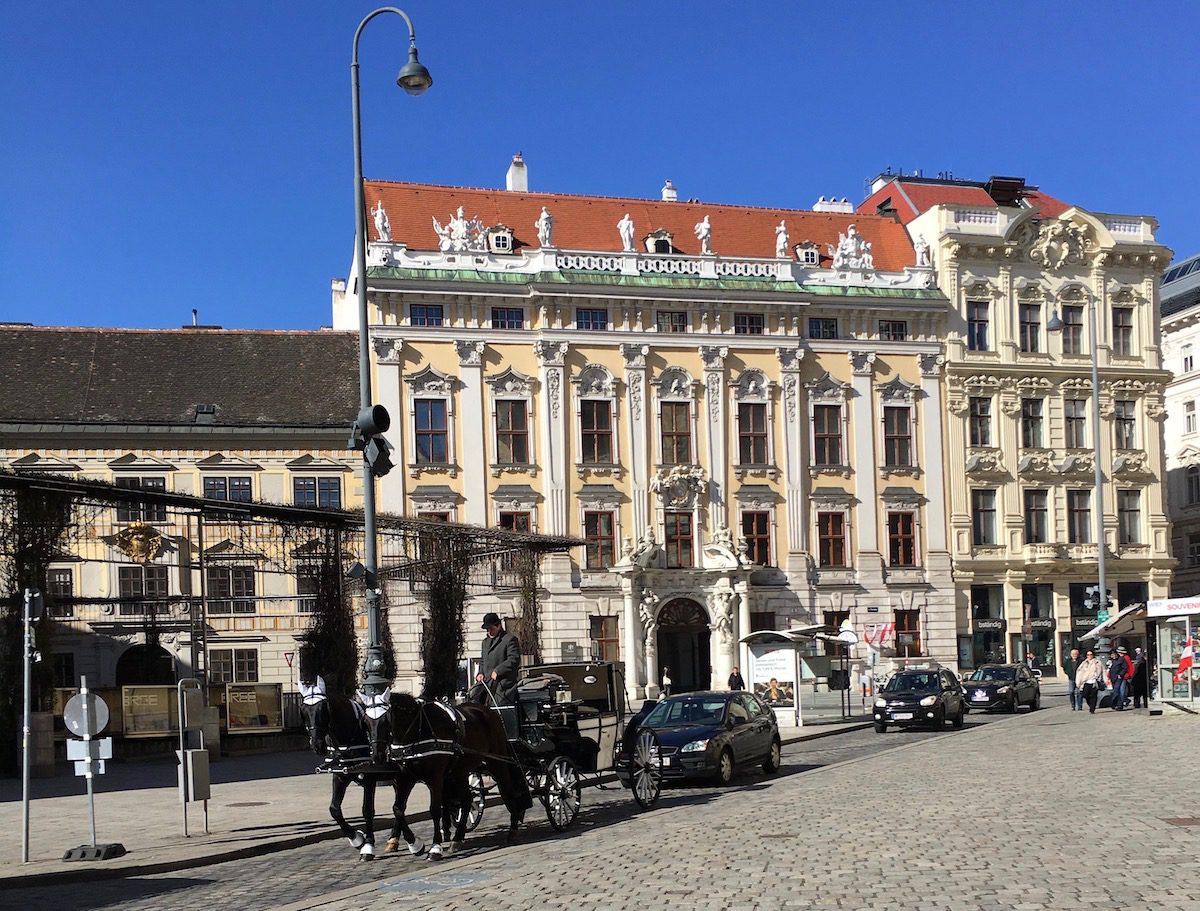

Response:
(1046, 309), (1064, 332)
(397, 46), (432, 95)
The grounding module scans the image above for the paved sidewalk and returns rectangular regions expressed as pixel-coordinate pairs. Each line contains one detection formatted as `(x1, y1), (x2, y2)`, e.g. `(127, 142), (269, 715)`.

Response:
(0, 720), (867, 887)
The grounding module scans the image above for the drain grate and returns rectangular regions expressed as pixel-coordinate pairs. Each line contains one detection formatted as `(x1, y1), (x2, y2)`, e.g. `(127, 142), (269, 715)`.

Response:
(1163, 817), (1200, 826)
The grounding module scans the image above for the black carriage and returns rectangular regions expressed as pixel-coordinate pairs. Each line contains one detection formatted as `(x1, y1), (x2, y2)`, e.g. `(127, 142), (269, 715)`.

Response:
(464, 661), (663, 831)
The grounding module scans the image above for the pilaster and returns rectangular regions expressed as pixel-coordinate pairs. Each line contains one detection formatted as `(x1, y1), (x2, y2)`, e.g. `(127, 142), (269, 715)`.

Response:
(699, 345), (728, 528)
(776, 345), (806, 568)
(622, 343), (650, 536)
(848, 351), (881, 583)
(534, 339), (569, 535)
(373, 336), (406, 514)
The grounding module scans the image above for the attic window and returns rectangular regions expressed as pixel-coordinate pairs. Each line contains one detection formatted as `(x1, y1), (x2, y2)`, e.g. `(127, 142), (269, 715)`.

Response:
(195, 403), (217, 425)
(796, 242), (820, 266)
(487, 227), (514, 254)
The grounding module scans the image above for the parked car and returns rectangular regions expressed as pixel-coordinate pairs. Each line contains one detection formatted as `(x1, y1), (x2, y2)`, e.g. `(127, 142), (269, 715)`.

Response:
(616, 691), (781, 786)
(963, 664), (1041, 713)
(873, 666), (965, 732)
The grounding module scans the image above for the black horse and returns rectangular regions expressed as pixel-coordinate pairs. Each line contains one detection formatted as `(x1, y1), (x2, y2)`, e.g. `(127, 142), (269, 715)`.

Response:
(369, 692), (531, 859)
(299, 679), (425, 861)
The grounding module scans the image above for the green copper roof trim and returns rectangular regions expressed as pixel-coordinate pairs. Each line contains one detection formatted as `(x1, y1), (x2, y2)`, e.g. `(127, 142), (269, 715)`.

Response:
(796, 284), (944, 299)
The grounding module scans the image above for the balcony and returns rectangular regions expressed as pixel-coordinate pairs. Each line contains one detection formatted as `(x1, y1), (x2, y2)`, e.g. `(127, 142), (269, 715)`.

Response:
(1023, 544), (1064, 565)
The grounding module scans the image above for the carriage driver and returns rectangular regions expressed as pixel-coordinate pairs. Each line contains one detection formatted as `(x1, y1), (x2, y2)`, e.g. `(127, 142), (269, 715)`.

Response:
(468, 612), (521, 706)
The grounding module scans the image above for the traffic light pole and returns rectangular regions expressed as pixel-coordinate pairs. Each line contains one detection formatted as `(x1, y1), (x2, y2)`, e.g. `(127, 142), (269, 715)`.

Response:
(1088, 298), (1111, 659)
(21, 588), (41, 864)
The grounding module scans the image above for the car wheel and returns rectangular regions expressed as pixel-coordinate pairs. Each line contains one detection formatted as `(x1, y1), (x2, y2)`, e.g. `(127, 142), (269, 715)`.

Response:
(762, 738), (781, 774)
(874, 722), (887, 733)
(932, 709), (945, 730)
(715, 749), (735, 786)
(1031, 692), (1040, 711)
(953, 705), (965, 729)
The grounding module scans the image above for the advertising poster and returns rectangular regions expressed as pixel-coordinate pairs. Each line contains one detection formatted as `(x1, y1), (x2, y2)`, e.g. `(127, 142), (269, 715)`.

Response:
(749, 642), (795, 708)
(227, 683), (284, 732)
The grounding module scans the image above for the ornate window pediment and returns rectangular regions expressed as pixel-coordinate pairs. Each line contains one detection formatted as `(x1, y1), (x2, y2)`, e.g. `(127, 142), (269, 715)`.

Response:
(877, 376), (921, 404)
(964, 449), (1006, 476)
(961, 275), (1001, 299)
(1018, 451), (1059, 478)
(487, 367), (534, 398)
(1112, 453), (1152, 478)
(1108, 281), (1146, 306)
(109, 453), (177, 471)
(645, 228), (676, 254)
(810, 486), (855, 508)
(573, 364), (616, 399)
(493, 483), (539, 511)
(285, 455), (351, 471)
(196, 453), (262, 471)
(881, 486), (924, 508)
(655, 366), (695, 400)
(1015, 376), (1053, 394)
(806, 371), (850, 404)
(733, 369), (770, 402)
(405, 365), (456, 396)
(1057, 453), (1095, 477)
(962, 374), (1003, 393)
(578, 483), (622, 510)
(1053, 283), (1090, 305)
(734, 484), (777, 510)
(1177, 445), (1200, 468)
(410, 484), (460, 513)
(1013, 277), (1049, 300)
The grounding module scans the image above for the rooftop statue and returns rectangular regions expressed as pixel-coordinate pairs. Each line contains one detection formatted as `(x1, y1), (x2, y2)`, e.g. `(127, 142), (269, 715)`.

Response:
(694, 215), (713, 255)
(371, 200), (391, 243)
(618, 213), (635, 253)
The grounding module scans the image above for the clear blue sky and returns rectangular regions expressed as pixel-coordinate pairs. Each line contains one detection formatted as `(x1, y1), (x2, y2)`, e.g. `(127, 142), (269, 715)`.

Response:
(2, 2), (1197, 330)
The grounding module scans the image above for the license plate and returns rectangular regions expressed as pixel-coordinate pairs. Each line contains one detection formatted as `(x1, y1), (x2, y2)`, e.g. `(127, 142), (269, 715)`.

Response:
(974, 690), (987, 700)
(893, 712), (913, 720)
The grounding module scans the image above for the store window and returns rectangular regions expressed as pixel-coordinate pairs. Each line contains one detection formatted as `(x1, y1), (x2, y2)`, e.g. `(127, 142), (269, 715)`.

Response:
(969, 584), (1006, 668)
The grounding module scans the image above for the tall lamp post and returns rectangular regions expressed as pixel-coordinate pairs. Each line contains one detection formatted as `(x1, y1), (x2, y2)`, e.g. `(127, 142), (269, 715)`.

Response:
(350, 8), (431, 695)
(1047, 299), (1111, 657)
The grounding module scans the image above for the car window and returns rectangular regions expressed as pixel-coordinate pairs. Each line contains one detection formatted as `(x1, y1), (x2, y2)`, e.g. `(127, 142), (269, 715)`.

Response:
(884, 673), (938, 693)
(742, 693), (766, 715)
(969, 667), (1015, 682)
(728, 699), (750, 722)
(644, 697), (727, 727)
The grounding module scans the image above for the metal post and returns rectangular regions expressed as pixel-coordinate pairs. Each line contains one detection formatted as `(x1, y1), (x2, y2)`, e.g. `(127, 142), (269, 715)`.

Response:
(80, 676), (97, 846)
(1089, 298), (1109, 658)
(20, 590), (34, 864)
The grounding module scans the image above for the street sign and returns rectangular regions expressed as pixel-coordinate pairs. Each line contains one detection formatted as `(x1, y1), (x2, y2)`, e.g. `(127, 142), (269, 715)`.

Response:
(64, 692), (110, 738)
(284, 651), (295, 667)
(1097, 609), (1111, 624)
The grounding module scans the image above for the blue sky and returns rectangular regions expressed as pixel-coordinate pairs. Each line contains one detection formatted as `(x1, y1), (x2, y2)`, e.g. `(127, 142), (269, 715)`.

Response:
(2, 2), (1197, 330)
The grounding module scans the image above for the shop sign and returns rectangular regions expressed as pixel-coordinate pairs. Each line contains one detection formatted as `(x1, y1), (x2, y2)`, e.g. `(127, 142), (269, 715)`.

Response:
(1072, 616), (1098, 631)
(975, 618), (1006, 631)
(121, 685), (179, 737)
(226, 683), (284, 733)
(1028, 617), (1056, 630)
(1147, 597), (1200, 618)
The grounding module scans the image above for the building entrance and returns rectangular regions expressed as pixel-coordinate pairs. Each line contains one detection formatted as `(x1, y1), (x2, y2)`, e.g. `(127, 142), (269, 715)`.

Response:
(656, 598), (711, 693)
(115, 643), (176, 687)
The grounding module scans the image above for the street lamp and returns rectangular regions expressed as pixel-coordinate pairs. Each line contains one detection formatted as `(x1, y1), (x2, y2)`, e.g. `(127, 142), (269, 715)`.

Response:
(350, 7), (431, 695)
(1046, 300), (1111, 658)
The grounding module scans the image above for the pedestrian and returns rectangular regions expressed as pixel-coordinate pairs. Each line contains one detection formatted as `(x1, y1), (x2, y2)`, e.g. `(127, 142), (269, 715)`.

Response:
(661, 666), (672, 697)
(1108, 646), (1134, 710)
(1025, 650), (1036, 671)
(1075, 648), (1105, 714)
(1063, 647), (1083, 711)
(1131, 647), (1149, 708)
(727, 665), (745, 691)
(468, 612), (521, 706)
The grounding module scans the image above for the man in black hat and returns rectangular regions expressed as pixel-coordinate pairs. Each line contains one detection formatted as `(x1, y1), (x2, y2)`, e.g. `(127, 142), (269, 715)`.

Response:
(468, 612), (521, 706)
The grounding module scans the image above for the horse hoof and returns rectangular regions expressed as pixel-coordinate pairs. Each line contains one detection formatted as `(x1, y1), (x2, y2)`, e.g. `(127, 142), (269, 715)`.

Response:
(349, 831), (367, 850)
(428, 844), (443, 861)
(384, 837), (400, 854)
(504, 830), (519, 846)
(359, 843), (375, 861)
(406, 838), (426, 856)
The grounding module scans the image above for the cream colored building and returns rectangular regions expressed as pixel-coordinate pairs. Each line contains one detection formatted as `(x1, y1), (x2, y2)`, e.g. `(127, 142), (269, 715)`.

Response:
(339, 168), (958, 699)
(861, 174), (1173, 674)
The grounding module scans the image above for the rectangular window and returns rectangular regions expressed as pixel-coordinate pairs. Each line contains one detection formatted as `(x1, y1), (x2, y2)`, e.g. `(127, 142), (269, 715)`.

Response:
(738, 403), (768, 465)
(52, 652), (76, 689)
(296, 565), (319, 614)
(887, 512), (917, 567)
(660, 402), (691, 464)
(1114, 400), (1136, 449)
(415, 399), (449, 464)
(589, 615), (620, 661)
(1061, 305), (1084, 355)
(1067, 490), (1091, 544)
(491, 307), (523, 330)
(817, 512), (847, 567)
(209, 648), (259, 684)
(1024, 489), (1049, 544)
(966, 301), (989, 351)
(812, 405), (842, 467)
(808, 317), (838, 340)
(664, 512), (694, 568)
(750, 611), (776, 632)
(883, 406), (912, 467)
(499, 511), (531, 532)
(879, 320), (908, 341)
(1186, 401), (1197, 434)
(968, 397), (991, 447)
(580, 400), (613, 464)
(1112, 308), (1134, 356)
(117, 565), (169, 615)
(206, 565), (256, 615)
(1189, 467), (1200, 505)
(822, 610), (850, 655)
(293, 476), (342, 508)
(734, 313), (765, 335)
(1020, 398), (1044, 448)
(741, 511), (771, 566)
(495, 400), (530, 464)
(203, 476), (252, 503)
(1189, 532), (1200, 568)
(1065, 399), (1088, 448)
(583, 511), (615, 570)
(895, 609), (922, 657)
(1019, 303), (1041, 353)
(656, 311), (688, 333)
(971, 489), (996, 546)
(576, 308), (609, 331)
(1118, 490), (1141, 545)
(1184, 344), (1195, 374)
(49, 568), (74, 618)
(410, 304), (444, 327)
(114, 476), (167, 523)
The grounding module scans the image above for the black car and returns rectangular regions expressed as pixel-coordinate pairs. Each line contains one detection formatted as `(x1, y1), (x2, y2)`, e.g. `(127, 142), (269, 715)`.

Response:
(963, 664), (1041, 713)
(873, 667), (965, 732)
(616, 691), (781, 785)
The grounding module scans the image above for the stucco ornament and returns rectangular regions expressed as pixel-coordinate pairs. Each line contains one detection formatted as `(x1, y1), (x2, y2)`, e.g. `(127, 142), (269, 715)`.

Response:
(534, 206), (554, 247)
(828, 224), (875, 272)
(775, 220), (790, 258)
(694, 215), (713, 255)
(115, 521), (164, 564)
(639, 588), (661, 652)
(1030, 220), (1089, 271)
(914, 235), (931, 268)
(632, 530), (663, 570)
(371, 201), (391, 242)
(618, 213), (636, 253)
(708, 590), (734, 647)
(651, 464), (707, 508)
(432, 206), (487, 252)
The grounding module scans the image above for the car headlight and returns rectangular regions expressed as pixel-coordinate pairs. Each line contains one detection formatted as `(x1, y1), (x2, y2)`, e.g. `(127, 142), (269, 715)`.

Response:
(919, 696), (938, 707)
(874, 697), (888, 708)
(680, 739), (709, 753)
(997, 686), (1011, 694)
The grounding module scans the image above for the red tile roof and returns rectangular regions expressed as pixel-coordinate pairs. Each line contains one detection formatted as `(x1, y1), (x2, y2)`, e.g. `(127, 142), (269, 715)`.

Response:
(366, 181), (918, 273)
(858, 178), (1072, 224)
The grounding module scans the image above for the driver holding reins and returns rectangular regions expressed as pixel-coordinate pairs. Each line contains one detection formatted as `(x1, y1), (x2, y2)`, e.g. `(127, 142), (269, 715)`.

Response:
(468, 612), (521, 706)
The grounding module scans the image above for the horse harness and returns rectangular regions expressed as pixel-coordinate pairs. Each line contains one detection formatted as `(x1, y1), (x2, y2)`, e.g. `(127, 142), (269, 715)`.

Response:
(387, 699), (517, 769)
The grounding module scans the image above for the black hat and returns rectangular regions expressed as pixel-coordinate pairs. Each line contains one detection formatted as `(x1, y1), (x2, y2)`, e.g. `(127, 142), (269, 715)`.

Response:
(481, 612), (502, 628)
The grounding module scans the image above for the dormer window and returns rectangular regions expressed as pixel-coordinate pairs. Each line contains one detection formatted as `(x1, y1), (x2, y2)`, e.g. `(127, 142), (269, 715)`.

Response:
(645, 228), (675, 254)
(486, 225), (514, 254)
(795, 242), (820, 266)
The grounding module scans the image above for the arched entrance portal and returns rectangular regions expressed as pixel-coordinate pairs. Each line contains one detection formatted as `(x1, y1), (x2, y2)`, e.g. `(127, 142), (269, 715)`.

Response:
(115, 643), (176, 687)
(657, 598), (711, 693)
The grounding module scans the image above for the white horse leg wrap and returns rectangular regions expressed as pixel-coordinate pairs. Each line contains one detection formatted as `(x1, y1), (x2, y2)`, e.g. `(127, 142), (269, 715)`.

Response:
(349, 831), (366, 849)
(359, 841), (375, 861)
(407, 837), (426, 855)
(428, 842), (443, 860)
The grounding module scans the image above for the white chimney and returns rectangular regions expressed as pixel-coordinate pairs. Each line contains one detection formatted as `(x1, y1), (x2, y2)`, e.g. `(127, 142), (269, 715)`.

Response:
(661, 179), (677, 202)
(506, 152), (528, 192)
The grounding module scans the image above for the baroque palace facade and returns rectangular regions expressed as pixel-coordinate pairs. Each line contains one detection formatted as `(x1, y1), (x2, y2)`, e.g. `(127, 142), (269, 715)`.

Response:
(340, 167), (956, 697)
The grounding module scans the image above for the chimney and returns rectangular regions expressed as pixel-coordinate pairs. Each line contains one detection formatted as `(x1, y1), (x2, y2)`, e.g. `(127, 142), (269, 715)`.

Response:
(506, 152), (528, 192)
(661, 179), (677, 202)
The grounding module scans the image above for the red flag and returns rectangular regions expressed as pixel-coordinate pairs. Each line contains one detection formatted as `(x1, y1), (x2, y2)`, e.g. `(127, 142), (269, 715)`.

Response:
(1173, 638), (1195, 685)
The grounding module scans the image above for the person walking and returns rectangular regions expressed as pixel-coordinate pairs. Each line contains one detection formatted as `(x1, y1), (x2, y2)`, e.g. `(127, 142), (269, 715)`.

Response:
(1075, 648), (1105, 714)
(1108, 646), (1134, 711)
(727, 666), (746, 691)
(660, 666), (672, 697)
(1063, 647), (1083, 711)
(1131, 647), (1150, 708)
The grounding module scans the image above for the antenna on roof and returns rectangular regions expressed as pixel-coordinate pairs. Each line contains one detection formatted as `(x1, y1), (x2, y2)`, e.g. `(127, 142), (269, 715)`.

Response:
(192, 308), (198, 327)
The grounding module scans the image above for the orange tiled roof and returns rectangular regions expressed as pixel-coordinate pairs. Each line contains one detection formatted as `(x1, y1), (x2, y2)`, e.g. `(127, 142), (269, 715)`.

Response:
(858, 178), (1072, 224)
(365, 181), (918, 273)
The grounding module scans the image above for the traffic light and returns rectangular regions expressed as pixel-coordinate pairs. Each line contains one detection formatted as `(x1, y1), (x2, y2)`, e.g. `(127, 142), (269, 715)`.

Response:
(351, 405), (394, 478)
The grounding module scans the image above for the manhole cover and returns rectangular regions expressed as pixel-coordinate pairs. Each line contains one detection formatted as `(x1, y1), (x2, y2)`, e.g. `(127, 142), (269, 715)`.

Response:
(226, 801), (269, 808)
(1163, 817), (1200, 826)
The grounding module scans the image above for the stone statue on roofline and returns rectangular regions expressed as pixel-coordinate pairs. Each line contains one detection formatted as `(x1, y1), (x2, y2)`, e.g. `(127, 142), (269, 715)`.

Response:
(775, 220), (790, 258)
(828, 223), (876, 273)
(618, 213), (635, 253)
(694, 215), (713, 255)
(372, 200), (391, 243)
(535, 206), (555, 247)
(914, 234), (932, 268)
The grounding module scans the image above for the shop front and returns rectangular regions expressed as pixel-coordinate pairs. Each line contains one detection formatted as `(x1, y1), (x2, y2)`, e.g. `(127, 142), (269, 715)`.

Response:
(972, 618), (1007, 668)
(1146, 597), (1200, 706)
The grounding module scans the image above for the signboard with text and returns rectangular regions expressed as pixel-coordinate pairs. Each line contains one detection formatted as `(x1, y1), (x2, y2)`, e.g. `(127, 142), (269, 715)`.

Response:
(121, 686), (179, 737)
(748, 642), (794, 708)
(226, 683), (284, 733)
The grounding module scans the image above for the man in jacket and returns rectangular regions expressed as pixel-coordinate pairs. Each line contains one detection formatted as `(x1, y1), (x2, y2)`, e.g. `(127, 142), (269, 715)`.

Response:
(727, 666), (746, 691)
(1063, 647), (1083, 711)
(1131, 646), (1150, 708)
(470, 612), (521, 706)
(1107, 646), (1134, 711)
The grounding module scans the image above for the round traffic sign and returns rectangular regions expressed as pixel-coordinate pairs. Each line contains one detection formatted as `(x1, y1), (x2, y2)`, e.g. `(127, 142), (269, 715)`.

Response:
(64, 692), (110, 737)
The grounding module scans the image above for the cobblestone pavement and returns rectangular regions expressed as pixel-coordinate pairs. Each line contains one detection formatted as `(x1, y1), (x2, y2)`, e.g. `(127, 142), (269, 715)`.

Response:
(13, 701), (1189, 911)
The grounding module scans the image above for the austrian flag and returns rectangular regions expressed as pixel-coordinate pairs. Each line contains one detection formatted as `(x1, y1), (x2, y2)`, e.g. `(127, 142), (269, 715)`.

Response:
(1173, 638), (1195, 685)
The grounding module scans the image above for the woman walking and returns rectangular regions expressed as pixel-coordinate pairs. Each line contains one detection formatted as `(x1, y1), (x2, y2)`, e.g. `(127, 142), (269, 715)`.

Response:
(1075, 648), (1106, 714)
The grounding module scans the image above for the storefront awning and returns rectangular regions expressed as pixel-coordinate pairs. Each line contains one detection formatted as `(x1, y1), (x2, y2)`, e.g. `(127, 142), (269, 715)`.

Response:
(740, 624), (832, 646)
(1080, 604), (1146, 642)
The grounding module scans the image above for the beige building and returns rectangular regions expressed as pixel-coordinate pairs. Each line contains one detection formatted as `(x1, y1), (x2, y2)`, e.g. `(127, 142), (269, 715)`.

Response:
(340, 166), (959, 699)
(860, 174), (1173, 674)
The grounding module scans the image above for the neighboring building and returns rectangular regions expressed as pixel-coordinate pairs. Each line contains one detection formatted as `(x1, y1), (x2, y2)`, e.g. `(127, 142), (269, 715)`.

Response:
(860, 173), (1174, 674)
(0, 326), (360, 692)
(340, 163), (958, 699)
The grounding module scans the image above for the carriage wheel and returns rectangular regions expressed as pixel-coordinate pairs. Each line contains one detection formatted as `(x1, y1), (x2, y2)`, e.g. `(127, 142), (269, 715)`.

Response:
(463, 770), (486, 833)
(630, 728), (663, 810)
(542, 756), (582, 831)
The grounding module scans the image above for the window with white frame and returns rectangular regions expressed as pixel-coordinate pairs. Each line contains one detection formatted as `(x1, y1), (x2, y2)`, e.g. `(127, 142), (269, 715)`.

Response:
(1113, 400), (1137, 449)
(1024, 489), (1049, 544)
(966, 300), (989, 351)
(968, 397), (992, 447)
(296, 564), (319, 614)
(1020, 398), (1044, 448)
(491, 307), (524, 330)
(209, 648), (259, 684)
(733, 369), (771, 468)
(1118, 489), (1141, 545)
(1067, 490), (1091, 544)
(1184, 344), (1194, 374)
(406, 366), (456, 469)
(1186, 401), (1197, 434)
(807, 372), (850, 471)
(576, 308), (609, 331)
(410, 304), (444, 327)
(655, 367), (695, 465)
(1061, 304), (1085, 355)
(1112, 307), (1134, 356)
(1065, 399), (1088, 448)
(487, 367), (534, 469)
(573, 364), (617, 468)
(1019, 302), (1041, 353)
(877, 376), (919, 470)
